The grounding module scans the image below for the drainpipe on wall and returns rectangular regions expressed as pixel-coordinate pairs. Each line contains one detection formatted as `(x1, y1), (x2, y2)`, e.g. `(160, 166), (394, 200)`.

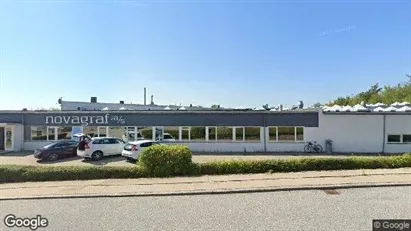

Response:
(263, 115), (267, 152)
(21, 113), (25, 151)
(382, 114), (386, 154)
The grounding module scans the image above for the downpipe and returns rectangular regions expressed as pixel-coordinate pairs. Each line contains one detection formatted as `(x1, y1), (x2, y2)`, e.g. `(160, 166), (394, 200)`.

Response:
(263, 115), (267, 152)
(382, 114), (386, 154)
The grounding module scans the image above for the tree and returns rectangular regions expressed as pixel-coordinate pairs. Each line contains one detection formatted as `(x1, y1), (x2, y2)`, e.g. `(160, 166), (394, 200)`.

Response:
(328, 76), (411, 105)
(211, 104), (220, 109)
(312, 102), (323, 108)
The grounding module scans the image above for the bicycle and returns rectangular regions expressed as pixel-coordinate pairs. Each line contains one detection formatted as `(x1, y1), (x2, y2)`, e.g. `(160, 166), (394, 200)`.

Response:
(304, 141), (323, 153)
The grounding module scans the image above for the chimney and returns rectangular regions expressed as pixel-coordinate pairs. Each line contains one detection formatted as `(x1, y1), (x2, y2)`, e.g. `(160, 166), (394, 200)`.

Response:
(150, 95), (154, 105)
(91, 97), (97, 103)
(298, 101), (304, 109)
(279, 104), (283, 111)
(144, 87), (147, 105)
(120, 101), (124, 104)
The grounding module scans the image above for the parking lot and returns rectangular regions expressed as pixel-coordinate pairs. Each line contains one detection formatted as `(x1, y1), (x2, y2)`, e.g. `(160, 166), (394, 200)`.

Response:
(0, 151), (364, 167)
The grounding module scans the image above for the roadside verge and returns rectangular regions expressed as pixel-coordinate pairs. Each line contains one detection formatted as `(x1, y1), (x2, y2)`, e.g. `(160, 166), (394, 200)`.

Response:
(1, 168), (410, 200)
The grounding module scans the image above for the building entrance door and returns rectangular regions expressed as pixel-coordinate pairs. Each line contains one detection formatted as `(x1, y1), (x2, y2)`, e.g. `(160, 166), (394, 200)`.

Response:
(0, 127), (4, 150)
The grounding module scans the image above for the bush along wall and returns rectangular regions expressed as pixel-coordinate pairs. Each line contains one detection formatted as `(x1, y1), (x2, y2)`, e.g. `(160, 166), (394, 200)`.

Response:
(0, 148), (410, 183)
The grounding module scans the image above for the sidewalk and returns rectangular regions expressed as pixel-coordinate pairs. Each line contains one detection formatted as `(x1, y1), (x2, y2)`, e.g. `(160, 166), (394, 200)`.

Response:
(1, 168), (410, 200)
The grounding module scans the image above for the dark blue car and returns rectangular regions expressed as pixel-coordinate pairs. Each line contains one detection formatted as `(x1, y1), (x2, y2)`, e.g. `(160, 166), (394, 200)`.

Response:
(34, 140), (78, 161)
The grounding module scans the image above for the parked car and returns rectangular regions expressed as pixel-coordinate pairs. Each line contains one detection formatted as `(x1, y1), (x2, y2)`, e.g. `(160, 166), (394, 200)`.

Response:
(125, 132), (145, 141)
(34, 140), (78, 161)
(121, 140), (161, 161)
(155, 133), (176, 142)
(77, 137), (126, 161)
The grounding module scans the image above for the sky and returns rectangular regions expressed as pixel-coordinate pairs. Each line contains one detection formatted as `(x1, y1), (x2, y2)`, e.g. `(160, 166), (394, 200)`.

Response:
(0, 0), (410, 110)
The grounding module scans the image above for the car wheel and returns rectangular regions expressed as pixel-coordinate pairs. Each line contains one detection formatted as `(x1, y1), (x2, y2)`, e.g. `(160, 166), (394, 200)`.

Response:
(48, 153), (59, 161)
(91, 151), (103, 161)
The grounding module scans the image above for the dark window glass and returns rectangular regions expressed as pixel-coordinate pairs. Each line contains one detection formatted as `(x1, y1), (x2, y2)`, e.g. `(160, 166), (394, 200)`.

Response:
(57, 142), (70, 147)
(108, 139), (121, 144)
(140, 142), (152, 147)
(387, 135), (401, 143)
(403, 135), (411, 143)
(164, 134), (173, 139)
(93, 140), (102, 144)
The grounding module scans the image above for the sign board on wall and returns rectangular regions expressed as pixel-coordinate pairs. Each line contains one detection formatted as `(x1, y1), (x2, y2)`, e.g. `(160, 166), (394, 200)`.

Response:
(2, 112), (320, 127)
(45, 114), (125, 127)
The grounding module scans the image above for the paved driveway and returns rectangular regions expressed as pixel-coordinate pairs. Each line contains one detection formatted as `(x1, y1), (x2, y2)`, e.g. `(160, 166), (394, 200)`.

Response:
(0, 151), (371, 167)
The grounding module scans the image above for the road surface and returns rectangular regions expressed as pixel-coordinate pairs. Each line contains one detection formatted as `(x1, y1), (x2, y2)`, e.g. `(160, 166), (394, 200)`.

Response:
(1, 186), (410, 231)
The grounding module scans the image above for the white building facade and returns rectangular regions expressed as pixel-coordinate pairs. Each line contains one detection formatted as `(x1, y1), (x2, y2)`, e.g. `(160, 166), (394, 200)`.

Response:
(0, 108), (410, 154)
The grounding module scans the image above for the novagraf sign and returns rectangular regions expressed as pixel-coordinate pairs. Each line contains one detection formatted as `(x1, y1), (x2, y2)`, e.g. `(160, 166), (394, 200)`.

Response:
(45, 114), (125, 126)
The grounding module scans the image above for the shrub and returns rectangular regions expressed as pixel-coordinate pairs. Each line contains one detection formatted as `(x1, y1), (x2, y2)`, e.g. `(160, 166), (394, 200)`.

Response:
(0, 165), (146, 183)
(0, 154), (410, 183)
(198, 154), (411, 175)
(138, 145), (195, 177)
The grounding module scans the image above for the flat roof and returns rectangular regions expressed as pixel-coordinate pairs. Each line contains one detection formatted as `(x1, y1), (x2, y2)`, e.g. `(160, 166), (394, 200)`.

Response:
(0, 109), (319, 114)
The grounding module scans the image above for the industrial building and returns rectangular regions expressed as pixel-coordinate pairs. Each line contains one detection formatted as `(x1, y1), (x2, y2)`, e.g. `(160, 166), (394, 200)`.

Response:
(0, 98), (410, 154)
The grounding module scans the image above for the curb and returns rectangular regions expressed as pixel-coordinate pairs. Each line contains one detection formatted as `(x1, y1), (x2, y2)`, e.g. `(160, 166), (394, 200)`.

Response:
(1, 182), (410, 201)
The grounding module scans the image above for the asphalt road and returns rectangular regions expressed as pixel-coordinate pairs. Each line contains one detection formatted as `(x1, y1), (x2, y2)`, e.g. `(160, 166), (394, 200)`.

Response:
(1, 186), (410, 231)
(0, 152), (357, 167)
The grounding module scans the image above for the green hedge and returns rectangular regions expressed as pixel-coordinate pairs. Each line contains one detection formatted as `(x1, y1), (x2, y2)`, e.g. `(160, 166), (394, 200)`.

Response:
(0, 151), (410, 183)
(198, 154), (411, 175)
(138, 145), (196, 177)
(0, 165), (147, 183)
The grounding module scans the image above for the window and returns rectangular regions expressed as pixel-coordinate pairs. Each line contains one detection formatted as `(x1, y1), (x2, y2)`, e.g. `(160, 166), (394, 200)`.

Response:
(102, 139), (111, 144)
(84, 127), (98, 138)
(190, 127), (206, 141)
(164, 134), (173, 139)
(57, 127), (72, 140)
(403, 135), (411, 143)
(98, 127), (107, 137)
(208, 127), (217, 141)
(109, 127), (123, 139)
(296, 127), (304, 141)
(268, 127), (304, 142)
(181, 127), (191, 141)
(140, 127), (153, 140)
(109, 139), (121, 144)
(278, 127), (295, 141)
(268, 127), (277, 141)
(235, 127), (245, 142)
(217, 127), (232, 142)
(387, 135), (401, 143)
(163, 127), (178, 140)
(140, 142), (152, 148)
(31, 126), (47, 140)
(55, 142), (70, 147)
(93, 140), (102, 144)
(245, 127), (260, 142)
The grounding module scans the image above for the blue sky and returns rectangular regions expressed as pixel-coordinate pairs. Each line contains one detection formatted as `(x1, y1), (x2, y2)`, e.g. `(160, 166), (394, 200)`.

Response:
(0, 0), (410, 109)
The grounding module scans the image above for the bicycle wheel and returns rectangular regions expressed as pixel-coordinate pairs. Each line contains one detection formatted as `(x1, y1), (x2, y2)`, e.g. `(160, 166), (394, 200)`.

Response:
(304, 145), (312, 153)
(315, 145), (323, 153)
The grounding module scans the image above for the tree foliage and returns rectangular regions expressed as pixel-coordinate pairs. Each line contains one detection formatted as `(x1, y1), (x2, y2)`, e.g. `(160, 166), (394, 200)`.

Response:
(328, 76), (411, 106)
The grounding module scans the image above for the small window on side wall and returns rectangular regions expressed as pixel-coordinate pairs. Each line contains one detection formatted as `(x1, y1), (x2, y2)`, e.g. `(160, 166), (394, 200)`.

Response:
(387, 135), (401, 143)
(403, 135), (411, 143)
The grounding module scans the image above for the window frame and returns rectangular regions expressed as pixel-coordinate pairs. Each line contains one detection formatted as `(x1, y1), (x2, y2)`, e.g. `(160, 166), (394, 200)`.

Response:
(402, 134), (411, 144)
(268, 126), (304, 142)
(387, 134), (402, 144)
(234, 126), (245, 142)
